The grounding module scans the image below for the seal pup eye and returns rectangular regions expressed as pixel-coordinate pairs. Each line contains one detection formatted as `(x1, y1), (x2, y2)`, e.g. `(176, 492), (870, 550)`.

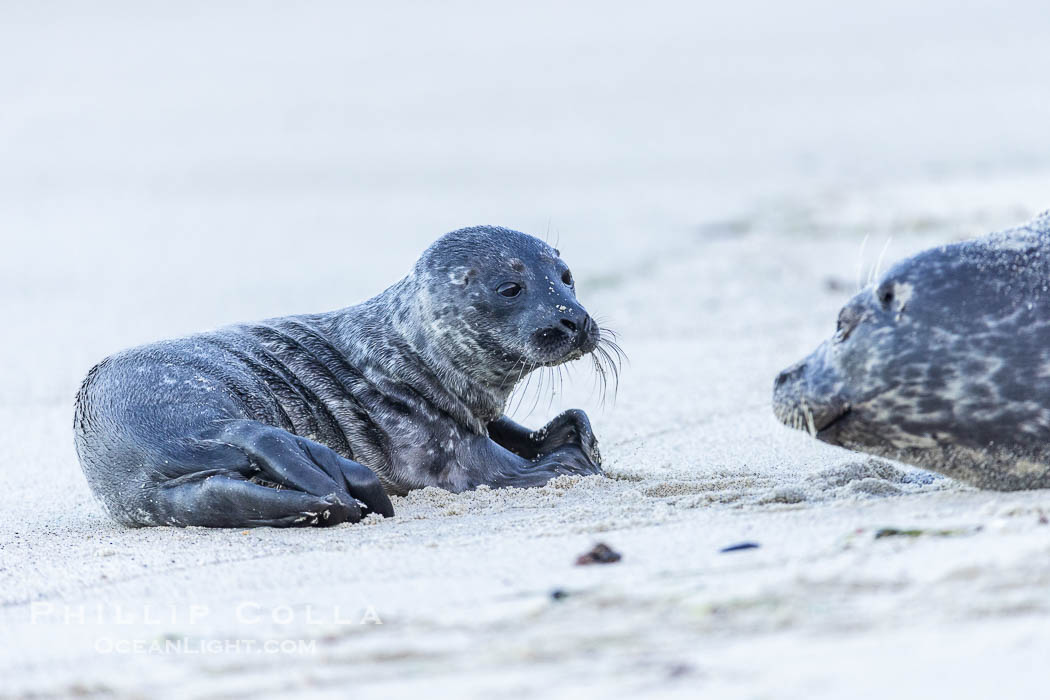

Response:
(497, 282), (523, 298)
(561, 270), (574, 286)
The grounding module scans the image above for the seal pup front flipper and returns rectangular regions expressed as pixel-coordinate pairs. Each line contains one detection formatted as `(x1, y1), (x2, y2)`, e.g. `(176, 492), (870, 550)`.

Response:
(488, 410), (602, 467)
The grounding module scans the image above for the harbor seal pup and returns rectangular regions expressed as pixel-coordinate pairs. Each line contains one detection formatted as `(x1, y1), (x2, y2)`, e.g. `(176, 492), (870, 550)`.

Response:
(74, 226), (620, 527)
(773, 212), (1050, 491)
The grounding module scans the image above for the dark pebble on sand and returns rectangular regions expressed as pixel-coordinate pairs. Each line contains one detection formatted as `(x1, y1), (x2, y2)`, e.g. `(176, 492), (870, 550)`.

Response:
(823, 277), (852, 293)
(719, 542), (760, 553)
(575, 542), (622, 566)
(874, 526), (981, 539)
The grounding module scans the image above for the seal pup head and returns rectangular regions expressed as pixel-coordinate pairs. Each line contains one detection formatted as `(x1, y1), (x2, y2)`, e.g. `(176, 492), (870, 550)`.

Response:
(397, 225), (620, 411)
(773, 213), (1050, 490)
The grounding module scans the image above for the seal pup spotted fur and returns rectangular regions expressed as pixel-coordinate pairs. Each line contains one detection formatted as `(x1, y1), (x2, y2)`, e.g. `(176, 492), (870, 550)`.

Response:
(773, 212), (1050, 491)
(74, 226), (621, 527)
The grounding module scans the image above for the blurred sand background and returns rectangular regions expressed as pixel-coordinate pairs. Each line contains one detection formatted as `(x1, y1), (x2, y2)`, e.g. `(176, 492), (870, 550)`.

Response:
(2, 1), (1049, 697)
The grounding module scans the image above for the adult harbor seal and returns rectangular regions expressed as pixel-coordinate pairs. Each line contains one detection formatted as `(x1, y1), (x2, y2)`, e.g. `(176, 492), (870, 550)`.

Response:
(74, 226), (620, 527)
(773, 212), (1050, 491)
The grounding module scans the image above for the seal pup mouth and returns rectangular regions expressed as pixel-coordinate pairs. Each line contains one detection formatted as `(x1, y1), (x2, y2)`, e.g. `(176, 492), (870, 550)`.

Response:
(529, 315), (601, 366)
(512, 321), (625, 410)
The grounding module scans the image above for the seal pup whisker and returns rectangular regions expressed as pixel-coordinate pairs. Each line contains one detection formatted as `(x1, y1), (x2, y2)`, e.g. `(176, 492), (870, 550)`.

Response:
(550, 366), (562, 413)
(508, 365), (533, 417)
(592, 327), (626, 408)
(498, 356), (530, 401)
(523, 365), (548, 420)
(593, 351), (611, 409)
(589, 353), (602, 404)
(597, 324), (628, 368)
(547, 365), (563, 413)
(597, 338), (624, 383)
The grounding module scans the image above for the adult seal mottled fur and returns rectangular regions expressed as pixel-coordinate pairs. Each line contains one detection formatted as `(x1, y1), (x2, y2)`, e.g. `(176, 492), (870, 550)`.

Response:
(74, 226), (620, 527)
(773, 212), (1050, 491)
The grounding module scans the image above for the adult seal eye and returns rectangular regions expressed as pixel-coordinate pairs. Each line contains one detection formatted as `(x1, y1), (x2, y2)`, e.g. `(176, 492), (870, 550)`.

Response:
(498, 282), (523, 298)
(877, 285), (895, 309)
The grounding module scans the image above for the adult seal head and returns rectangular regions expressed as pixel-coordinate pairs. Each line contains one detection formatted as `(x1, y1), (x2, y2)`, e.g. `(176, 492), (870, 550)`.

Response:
(74, 226), (622, 528)
(773, 212), (1050, 491)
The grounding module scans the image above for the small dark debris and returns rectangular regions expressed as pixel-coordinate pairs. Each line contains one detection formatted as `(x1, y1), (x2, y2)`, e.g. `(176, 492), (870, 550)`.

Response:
(874, 526), (980, 539)
(575, 542), (622, 566)
(696, 218), (752, 240)
(874, 528), (924, 539)
(720, 542), (760, 553)
(550, 588), (569, 600)
(823, 277), (853, 293)
(667, 663), (695, 678)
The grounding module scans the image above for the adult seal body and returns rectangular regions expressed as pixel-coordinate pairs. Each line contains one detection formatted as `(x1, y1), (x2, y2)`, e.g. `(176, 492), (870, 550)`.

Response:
(74, 226), (616, 527)
(773, 212), (1050, 491)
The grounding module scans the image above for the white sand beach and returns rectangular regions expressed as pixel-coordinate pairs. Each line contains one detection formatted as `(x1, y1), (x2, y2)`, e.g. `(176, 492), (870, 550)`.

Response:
(2, 2), (1049, 697)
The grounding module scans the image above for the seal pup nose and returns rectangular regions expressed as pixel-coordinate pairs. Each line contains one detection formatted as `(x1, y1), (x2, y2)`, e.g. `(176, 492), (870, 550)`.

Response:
(561, 313), (598, 347)
(557, 311), (593, 341)
(577, 314), (600, 353)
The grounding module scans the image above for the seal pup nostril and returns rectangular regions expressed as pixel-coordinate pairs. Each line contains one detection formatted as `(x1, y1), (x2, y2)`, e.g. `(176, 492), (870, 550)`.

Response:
(560, 318), (578, 333)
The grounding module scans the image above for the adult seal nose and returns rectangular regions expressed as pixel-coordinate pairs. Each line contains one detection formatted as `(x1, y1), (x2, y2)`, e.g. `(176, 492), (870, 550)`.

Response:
(774, 361), (806, 390)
